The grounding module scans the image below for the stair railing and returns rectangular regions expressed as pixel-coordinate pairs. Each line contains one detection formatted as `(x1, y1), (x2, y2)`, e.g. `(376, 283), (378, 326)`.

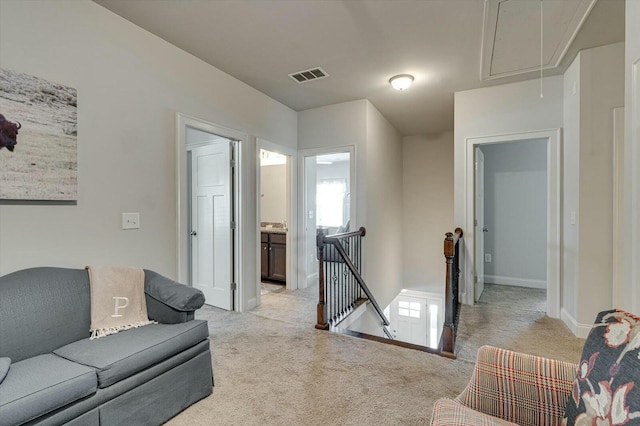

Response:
(315, 226), (392, 338)
(440, 227), (463, 358)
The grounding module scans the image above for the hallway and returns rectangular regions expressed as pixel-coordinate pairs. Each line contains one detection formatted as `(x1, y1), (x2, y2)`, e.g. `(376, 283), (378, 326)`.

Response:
(455, 283), (583, 362)
(251, 282), (583, 363)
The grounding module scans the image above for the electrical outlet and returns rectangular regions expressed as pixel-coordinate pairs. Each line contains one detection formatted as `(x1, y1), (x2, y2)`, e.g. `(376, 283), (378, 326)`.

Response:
(484, 253), (492, 263)
(122, 212), (140, 230)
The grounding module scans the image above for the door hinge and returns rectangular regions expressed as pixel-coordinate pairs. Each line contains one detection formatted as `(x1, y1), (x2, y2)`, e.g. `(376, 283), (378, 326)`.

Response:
(230, 220), (236, 229)
(231, 282), (237, 291)
(230, 159), (236, 168)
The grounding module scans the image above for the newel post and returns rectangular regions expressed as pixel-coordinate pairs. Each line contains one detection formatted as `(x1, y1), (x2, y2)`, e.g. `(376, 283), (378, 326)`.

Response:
(315, 228), (329, 330)
(441, 232), (455, 355)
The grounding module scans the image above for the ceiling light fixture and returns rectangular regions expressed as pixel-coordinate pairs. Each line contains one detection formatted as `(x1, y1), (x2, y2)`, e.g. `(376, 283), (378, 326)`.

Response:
(389, 74), (414, 91)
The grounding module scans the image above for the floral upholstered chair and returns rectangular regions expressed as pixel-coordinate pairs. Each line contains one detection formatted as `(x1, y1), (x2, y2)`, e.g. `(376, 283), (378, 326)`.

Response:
(430, 309), (640, 425)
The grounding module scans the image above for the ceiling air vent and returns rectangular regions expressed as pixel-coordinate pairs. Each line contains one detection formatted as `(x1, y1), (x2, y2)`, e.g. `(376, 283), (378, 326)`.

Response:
(289, 67), (329, 84)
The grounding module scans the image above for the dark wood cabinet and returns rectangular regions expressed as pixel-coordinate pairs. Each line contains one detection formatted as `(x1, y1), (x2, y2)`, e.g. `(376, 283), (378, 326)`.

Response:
(261, 232), (286, 282)
(261, 242), (269, 278)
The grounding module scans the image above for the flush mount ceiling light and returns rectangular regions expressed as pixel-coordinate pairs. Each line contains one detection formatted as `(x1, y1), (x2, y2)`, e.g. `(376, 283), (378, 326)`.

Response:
(389, 74), (414, 91)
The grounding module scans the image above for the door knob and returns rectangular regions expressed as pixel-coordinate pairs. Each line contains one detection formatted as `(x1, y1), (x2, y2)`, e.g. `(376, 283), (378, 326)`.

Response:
(190, 230), (197, 236)
(482, 227), (488, 233)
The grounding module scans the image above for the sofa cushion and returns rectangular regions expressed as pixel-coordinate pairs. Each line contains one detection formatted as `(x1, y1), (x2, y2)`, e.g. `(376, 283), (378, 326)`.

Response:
(0, 354), (97, 426)
(0, 358), (10, 384)
(53, 320), (209, 388)
(430, 399), (518, 425)
(563, 309), (640, 425)
(0, 267), (91, 362)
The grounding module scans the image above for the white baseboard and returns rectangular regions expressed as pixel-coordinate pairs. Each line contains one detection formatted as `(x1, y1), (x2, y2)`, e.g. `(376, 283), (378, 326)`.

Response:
(484, 275), (547, 289)
(307, 273), (318, 287)
(561, 308), (592, 338)
(247, 297), (257, 311)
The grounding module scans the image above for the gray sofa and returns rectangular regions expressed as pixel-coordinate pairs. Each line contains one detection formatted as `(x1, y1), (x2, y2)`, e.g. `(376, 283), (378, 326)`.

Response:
(0, 267), (213, 426)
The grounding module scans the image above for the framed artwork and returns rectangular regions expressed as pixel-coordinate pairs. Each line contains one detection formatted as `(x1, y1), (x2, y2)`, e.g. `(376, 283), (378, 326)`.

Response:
(0, 68), (77, 201)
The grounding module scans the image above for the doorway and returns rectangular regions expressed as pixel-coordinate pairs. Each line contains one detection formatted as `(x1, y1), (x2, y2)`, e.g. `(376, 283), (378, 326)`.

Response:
(465, 129), (561, 318)
(176, 114), (242, 312)
(259, 148), (289, 295)
(298, 147), (355, 289)
(475, 139), (549, 307)
(255, 139), (297, 307)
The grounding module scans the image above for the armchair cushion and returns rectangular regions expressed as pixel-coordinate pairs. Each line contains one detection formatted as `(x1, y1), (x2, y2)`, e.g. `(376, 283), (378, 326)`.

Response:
(431, 399), (517, 425)
(563, 309), (640, 425)
(454, 346), (576, 426)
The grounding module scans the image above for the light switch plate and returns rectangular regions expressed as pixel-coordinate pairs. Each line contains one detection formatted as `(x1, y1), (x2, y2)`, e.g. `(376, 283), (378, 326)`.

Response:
(122, 212), (140, 230)
(484, 253), (492, 263)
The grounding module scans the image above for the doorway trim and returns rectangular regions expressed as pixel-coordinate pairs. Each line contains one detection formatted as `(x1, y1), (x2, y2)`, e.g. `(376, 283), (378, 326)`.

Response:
(463, 129), (561, 318)
(612, 107), (624, 307)
(176, 112), (245, 311)
(298, 145), (357, 290)
(256, 139), (298, 306)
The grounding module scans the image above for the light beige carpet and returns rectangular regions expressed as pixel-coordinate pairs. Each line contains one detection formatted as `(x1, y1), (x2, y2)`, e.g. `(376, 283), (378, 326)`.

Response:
(166, 283), (583, 425)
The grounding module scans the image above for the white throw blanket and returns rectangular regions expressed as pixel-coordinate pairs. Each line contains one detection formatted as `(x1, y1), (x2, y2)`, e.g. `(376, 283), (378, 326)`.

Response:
(87, 266), (156, 339)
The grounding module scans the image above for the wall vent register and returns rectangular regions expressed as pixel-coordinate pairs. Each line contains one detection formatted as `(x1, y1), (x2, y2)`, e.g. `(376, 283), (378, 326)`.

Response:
(289, 67), (329, 83)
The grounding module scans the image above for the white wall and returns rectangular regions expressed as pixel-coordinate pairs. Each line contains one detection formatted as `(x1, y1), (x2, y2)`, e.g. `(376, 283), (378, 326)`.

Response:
(563, 56), (581, 319)
(0, 0), (297, 312)
(298, 100), (366, 288)
(561, 43), (624, 335)
(298, 100), (368, 228)
(260, 164), (287, 223)
(298, 100), (402, 309)
(365, 102), (403, 308)
(624, 0), (640, 314)
(575, 42), (624, 328)
(402, 132), (454, 292)
(454, 76), (564, 303)
(481, 139), (547, 287)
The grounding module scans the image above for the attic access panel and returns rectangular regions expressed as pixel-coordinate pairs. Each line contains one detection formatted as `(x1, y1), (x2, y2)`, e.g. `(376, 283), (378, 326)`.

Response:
(480, 0), (596, 80)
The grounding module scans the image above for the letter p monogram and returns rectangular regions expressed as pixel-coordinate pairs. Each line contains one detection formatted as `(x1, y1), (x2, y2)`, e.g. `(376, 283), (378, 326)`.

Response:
(112, 297), (129, 317)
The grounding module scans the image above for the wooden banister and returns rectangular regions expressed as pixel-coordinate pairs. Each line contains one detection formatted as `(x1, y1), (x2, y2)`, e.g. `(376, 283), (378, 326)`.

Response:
(441, 227), (463, 358)
(316, 226), (392, 338)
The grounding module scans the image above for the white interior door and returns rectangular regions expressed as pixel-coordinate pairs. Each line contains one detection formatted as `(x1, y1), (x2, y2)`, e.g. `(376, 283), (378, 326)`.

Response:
(391, 295), (428, 347)
(191, 141), (233, 310)
(304, 156), (318, 287)
(474, 147), (485, 302)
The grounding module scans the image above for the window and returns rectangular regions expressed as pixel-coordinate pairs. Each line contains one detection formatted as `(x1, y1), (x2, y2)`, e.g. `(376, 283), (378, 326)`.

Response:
(398, 301), (421, 319)
(316, 179), (346, 227)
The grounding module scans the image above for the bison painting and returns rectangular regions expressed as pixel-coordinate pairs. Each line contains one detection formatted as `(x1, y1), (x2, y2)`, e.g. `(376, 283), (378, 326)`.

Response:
(0, 68), (77, 200)
(0, 114), (21, 152)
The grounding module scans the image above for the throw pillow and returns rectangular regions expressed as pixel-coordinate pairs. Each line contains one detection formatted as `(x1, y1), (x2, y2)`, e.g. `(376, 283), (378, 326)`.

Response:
(563, 309), (640, 425)
(0, 357), (10, 384)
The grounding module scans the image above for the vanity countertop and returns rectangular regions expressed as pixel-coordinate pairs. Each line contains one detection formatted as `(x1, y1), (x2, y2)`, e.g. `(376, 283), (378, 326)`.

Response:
(261, 227), (287, 234)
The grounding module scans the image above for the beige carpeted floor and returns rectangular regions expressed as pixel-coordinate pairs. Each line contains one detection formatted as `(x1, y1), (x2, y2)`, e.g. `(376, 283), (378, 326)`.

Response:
(166, 283), (584, 425)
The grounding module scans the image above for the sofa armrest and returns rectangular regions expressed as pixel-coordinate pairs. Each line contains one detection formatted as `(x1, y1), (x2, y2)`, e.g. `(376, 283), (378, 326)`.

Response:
(144, 270), (205, 324)
(455, 346), (577, 426)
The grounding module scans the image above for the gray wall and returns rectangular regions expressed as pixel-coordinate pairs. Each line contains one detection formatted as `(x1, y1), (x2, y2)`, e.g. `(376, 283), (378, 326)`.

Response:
(481, 139), (547, 287)
(0, 0), (297, 287)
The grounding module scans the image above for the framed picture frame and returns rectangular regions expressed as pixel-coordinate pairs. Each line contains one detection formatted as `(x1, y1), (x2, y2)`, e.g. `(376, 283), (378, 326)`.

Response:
(0, 68), (77, 201)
